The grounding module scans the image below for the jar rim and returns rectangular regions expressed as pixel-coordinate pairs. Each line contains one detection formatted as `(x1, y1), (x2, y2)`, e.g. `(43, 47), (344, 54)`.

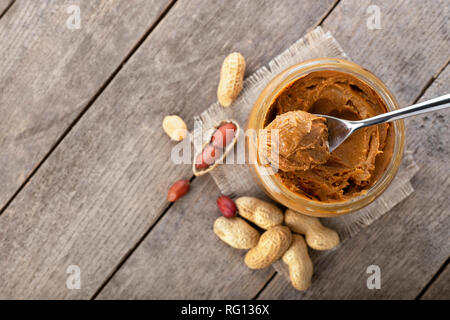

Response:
(247, 58), (405, 217)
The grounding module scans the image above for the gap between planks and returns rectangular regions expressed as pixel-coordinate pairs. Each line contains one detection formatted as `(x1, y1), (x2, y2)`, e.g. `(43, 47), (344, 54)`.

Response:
(317, 0), (341, 26)
(0, 0), (178, 219)
(90, 174), (195, 299)
(252, 272), (278, 300)
(0, 0), (14, 20)
(416, 257), (450, 299)
(413, 58), (450, 104)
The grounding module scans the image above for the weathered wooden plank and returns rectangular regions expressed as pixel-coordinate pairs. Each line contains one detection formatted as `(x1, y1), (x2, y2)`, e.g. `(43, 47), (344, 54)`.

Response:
(0, 0), (172, 211)
(0, 0), (336, 299)
(421, 263), (450, 300)
(322, 0), (449, 106)
(99, 175), (275, 299)
(257, 62), (450, 299)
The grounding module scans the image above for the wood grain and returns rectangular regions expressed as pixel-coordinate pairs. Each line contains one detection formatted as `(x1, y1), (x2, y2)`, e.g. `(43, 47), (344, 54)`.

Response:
(257, 63), (450, 299)
(97, 0), (449, 298)
(323, 0), (449, 106)
(0, 0), (172, 211)
(0, 0), (336, 299)
(99, 175), (275, 299)
(421, 263), (450, 300)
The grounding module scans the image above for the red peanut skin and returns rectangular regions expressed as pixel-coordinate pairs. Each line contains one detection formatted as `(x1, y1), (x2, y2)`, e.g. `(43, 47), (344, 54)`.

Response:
(195, 144), (221, 169)
(212, 123), (237, 148)
(217, 195), (237, 218)
(167, 179), (190, 202)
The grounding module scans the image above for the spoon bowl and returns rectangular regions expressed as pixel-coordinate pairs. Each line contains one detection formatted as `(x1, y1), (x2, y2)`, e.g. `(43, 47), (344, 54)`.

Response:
(315, 115), (359, 152)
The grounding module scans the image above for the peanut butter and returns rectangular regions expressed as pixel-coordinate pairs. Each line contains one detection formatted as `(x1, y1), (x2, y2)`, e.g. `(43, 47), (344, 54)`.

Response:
(261, 70), (394, 202)
(259, 110), (329, 171)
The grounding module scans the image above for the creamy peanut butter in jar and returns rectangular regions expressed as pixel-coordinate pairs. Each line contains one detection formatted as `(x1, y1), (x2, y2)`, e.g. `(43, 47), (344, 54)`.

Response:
(248, 59), (404, 217)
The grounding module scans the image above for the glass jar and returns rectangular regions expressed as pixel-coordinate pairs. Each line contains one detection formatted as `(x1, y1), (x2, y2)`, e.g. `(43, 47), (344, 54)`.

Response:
(247, 58), (405, 217)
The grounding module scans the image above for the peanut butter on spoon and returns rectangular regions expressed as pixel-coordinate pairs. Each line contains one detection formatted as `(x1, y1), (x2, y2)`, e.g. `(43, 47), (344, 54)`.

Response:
(259, 110), (330, 172)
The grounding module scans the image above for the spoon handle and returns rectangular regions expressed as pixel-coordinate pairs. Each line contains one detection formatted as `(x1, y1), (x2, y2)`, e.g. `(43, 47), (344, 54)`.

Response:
(357, 94), (450, 128)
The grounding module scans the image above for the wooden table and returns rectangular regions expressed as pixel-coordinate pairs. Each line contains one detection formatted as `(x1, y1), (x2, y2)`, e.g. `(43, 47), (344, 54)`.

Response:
(0, 0), (448, 299)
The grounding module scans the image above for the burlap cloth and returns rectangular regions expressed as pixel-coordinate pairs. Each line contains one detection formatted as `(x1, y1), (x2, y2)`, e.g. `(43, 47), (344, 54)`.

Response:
(190, 27), (419, 279)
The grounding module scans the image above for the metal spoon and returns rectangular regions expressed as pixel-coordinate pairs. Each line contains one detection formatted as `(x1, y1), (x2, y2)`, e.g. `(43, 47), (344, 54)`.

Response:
(317, 94), (450, 152)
